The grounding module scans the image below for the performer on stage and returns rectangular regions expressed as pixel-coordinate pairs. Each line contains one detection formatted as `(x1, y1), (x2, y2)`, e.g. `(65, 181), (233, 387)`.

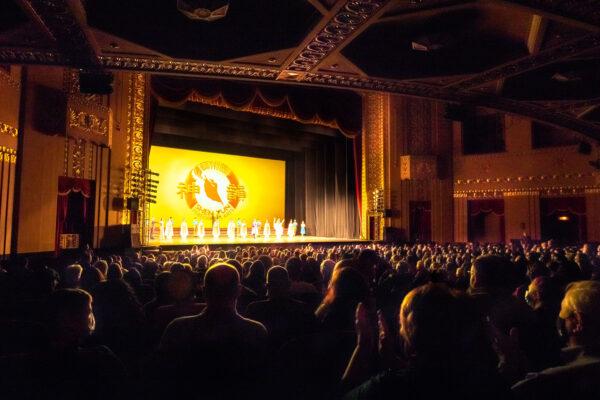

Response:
(165, 217), (174, 240)
(274, 218), (283, 240)
(292, 219), (298, 237)
(197, 219), (205, 239)
(240, 220), (248, 239)
(227, 220), (236, 240)
(212, 218), (220, 239)
(300, 221), (306, 237)
(263, 220), (271, 239)
(180, 219), (189, 240)
(287, 219), (294, 238)
(159, 218), (165, 241)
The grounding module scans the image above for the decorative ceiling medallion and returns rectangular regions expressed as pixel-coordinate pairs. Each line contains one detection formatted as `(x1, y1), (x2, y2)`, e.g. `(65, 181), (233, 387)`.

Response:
(177, 0), (229, 21)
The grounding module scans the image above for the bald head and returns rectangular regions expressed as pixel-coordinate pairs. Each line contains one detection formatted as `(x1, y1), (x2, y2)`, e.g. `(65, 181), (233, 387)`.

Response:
(204, 263), (241, 305)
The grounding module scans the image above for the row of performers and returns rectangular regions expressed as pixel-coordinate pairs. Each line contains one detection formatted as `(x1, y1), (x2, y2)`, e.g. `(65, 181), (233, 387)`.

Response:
(155, 218), (306, 240)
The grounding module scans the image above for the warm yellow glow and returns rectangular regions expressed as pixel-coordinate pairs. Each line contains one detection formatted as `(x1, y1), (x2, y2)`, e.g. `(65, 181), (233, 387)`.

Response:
(558, 215), (570, 221)
(149, 146), (285, 225)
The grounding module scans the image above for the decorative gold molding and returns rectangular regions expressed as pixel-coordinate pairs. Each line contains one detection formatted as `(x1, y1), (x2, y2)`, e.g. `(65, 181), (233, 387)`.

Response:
(0, 122), (18, 138)
(455, 172), (598, 185)
(454, 185), (600, 198)
(68, 108), (108, 136)
(123, 73), (146, 224)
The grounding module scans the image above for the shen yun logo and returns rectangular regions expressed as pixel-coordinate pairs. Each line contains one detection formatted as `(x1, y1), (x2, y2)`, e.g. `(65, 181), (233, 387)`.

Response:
(177, 161), (246, 217)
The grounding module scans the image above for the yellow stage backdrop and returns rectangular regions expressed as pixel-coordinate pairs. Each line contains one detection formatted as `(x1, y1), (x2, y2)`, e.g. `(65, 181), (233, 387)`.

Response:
(149, 146), (285, 226)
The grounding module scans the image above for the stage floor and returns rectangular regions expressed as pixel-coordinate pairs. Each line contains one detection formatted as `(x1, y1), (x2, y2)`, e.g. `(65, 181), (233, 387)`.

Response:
(146, 235), (366, 248)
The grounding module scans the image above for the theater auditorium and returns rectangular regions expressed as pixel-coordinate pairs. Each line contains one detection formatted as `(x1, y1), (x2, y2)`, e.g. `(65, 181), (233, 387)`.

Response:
(1, 1), (600, 399)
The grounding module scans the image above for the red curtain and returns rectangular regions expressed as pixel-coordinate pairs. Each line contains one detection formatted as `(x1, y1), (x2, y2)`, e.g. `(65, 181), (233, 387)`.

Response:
(150, 76), (362, 138)
(56, 177), (95, 252)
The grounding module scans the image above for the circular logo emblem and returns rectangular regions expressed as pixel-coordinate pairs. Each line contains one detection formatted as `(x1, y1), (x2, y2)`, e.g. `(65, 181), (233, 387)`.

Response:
(178, 161), (245, 218)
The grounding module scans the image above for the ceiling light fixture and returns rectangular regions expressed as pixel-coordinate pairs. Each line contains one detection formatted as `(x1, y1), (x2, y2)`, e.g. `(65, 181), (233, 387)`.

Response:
(177, 0), (229, 22)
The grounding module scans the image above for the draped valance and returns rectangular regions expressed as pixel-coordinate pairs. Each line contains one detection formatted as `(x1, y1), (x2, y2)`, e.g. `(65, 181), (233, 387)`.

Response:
(150, 76), (362, 137)
(468, 199), (505, 216)
(58, 176), (94, 198)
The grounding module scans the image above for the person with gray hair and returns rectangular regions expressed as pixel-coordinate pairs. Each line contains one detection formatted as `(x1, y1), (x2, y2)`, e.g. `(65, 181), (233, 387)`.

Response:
(513, 280), (600, 399)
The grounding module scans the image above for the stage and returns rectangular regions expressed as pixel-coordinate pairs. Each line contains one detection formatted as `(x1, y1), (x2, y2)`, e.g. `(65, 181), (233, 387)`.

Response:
(145, 235), (368, 250)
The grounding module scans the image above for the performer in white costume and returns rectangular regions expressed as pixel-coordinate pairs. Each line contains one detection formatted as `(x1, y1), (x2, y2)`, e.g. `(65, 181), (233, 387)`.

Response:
(180, 219), (189, 240)
(275, 218), (283, 240)
(212, 218), (220, 239)
(197, 219), (205, 239)
(251, 219), (259, 239)
(165, 217), (174, 240)
(292, 220), (298, 237)
(240, 220), (248, 239)
(227, 220), (236, 240)
(287, 219), (294, 238)
(263, 220), (271, 239)
(159, 218), (165, 241)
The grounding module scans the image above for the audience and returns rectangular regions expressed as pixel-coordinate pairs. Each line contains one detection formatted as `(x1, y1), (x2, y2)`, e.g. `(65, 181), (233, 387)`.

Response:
(1, 241), (600, 399)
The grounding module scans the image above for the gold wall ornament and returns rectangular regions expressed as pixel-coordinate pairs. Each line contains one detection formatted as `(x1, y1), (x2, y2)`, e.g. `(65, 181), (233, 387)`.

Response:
(71, 138), (86, 178)
(0, 122), (18, 138)
(68, 108), (108, 136)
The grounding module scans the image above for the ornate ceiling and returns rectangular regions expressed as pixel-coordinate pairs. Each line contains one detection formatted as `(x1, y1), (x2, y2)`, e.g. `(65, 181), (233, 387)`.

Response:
(2, 0), (600, 140)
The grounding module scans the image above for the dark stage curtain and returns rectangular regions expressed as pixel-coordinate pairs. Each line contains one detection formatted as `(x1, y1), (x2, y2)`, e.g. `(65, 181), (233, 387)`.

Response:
(540, 197), (586, 244)
(56, 177), (95, 251)
(540, 196), (586, 216)
(303, 139), (359, 238)
(150, 76), (361, 137)
(410, 201), (432, 242)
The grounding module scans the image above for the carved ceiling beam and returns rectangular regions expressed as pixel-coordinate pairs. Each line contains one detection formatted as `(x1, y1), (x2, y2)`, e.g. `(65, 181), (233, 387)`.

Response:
(490, 0), (600, 30)
(0, 48), (66, 65)
(445, 32), (600, 91)
(97, 55), (600, 141)
(17, 0), (99, 67)
(277, 0), (393, 81)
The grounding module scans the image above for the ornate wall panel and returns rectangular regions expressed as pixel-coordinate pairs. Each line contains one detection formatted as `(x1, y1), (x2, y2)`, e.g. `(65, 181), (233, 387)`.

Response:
(362, 92), (387, 239)
(122, 73), (146, 225)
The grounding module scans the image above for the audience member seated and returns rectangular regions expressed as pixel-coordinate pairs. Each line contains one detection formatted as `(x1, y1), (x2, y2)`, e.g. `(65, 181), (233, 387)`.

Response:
(246, 266), (317, 350)
(0, 289), (125, 400)
(343, 283), (509, 399)
(152, 268), (204, 338)
(513, 280), (600, 399)
(155, 263), (268, 399)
